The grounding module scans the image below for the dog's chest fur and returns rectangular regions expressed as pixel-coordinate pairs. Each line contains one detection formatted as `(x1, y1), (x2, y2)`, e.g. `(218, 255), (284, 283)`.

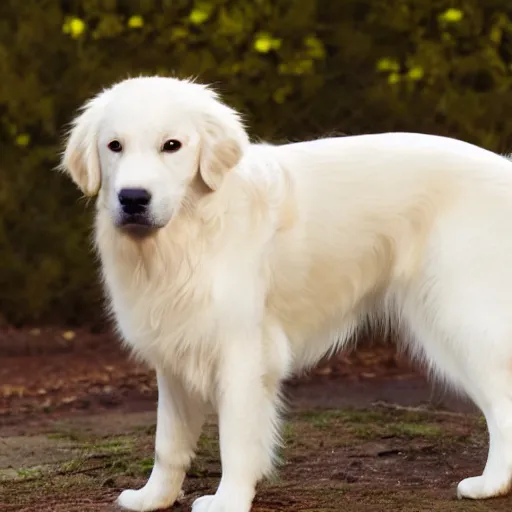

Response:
(95, 218), (224, 398)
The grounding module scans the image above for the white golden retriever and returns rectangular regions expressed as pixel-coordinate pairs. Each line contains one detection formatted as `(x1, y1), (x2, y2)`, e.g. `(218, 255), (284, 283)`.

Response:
(61, 76), (512, 511)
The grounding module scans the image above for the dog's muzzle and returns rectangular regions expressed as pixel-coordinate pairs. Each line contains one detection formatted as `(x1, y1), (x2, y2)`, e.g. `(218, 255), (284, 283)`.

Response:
(117, 188), (158, 236)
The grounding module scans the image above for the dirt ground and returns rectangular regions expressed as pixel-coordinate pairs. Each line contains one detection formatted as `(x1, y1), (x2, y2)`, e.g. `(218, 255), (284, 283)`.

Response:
(1, 327), (511, 511)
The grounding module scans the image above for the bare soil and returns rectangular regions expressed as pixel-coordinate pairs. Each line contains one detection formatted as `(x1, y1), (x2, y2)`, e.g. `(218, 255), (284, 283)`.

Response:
(1, 327), (510, 511)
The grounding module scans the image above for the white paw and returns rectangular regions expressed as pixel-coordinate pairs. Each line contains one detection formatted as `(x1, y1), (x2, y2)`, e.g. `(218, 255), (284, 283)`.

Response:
(117, 488), (181, 511)
(191, 495), (215, 512)
(191, 494), (251, 512)
(457, 475), (509, 500)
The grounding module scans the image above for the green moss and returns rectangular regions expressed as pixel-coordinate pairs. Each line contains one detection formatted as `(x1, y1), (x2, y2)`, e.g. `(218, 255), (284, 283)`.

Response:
(296, 407), (466, 443)
(46, 431), (83, 442)
(388, 422), (442, 438)
(123, 456), (155, 477)
(15, 467), (44, 479)
(88, 437), (133, 454)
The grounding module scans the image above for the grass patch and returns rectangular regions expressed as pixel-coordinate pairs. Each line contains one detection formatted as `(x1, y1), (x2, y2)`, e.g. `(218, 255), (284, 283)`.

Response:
(299, 407), (445, 440)
(15, 466), (44, 479)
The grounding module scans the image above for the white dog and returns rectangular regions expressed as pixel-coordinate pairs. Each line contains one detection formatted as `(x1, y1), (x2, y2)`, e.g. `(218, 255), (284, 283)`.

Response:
(61, 76), (512, 511)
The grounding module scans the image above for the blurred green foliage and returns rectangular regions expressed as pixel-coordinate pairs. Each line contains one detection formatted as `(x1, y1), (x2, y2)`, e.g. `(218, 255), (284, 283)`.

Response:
(1, 0), (512, 325)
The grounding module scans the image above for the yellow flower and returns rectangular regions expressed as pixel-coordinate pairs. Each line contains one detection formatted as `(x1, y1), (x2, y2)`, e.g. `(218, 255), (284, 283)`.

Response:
(15, 133), (30, 147)
(253, 33), (282, 53)
(128, 15), (144, 29)
(189, 8), (209, 25)
(407, 66), (424, 81)
(376, 57), (400, 72)
(63, 17), (86, 38)
(388, 72), (400, 85)
(304, 35), (325, 59)
(439, 8), (464, 23)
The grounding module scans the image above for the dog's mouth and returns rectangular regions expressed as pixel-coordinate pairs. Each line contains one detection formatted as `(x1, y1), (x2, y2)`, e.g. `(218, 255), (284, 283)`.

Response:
(117, 214), (162, 238)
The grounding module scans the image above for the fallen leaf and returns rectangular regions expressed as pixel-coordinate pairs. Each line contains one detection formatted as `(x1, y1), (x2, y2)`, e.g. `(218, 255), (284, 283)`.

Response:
(62, 331), (76, 341)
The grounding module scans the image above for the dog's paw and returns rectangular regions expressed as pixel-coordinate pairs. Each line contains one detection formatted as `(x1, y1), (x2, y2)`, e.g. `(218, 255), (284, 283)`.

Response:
(457, 475), (509, 500)
(191, 494), (251, 512)
(191, 495), (215, 512)
(117, 488), (181, 511)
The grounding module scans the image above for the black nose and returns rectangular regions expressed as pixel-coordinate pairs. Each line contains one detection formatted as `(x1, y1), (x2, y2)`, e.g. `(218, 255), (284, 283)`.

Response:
(118, 188), (152, 215)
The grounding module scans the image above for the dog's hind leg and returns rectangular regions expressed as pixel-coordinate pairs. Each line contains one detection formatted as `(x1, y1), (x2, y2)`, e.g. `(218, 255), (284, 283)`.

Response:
(457, 327), (512, 499)
(457, 390), (512, 499)
(399, 208), (512, 500)
(403, 285), (512, 500)
(408, 325), (512, 498)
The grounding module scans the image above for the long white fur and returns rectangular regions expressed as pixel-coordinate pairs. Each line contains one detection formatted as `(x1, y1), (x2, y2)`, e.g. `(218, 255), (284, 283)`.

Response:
(61, 76), (512, 511)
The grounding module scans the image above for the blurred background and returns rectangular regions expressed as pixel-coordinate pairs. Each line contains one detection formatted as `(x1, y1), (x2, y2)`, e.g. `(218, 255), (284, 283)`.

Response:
(2, 3), (512, 510)
(2, 0), (512, 327)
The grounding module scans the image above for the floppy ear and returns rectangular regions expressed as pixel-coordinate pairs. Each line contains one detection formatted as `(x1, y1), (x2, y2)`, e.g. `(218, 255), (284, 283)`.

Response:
(199, 100), (249, 191)
(60, 93), (108, 196)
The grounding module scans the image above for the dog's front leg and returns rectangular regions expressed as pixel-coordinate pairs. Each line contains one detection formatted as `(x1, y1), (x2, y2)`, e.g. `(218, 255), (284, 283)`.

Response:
(192, 332), (281, 512)
(118, 368), (206, 512)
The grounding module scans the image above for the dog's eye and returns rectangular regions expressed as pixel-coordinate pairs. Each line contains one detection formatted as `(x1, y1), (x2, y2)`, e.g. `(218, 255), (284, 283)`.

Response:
(108, 140), (123, 153)
(161, 139), (182, 153)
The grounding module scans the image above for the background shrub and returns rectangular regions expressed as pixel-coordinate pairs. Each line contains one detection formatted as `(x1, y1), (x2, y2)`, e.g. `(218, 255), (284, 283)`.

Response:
(1, 0), (511, 324)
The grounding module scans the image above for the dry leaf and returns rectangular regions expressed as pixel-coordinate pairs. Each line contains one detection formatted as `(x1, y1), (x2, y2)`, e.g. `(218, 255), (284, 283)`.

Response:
(62, 331), (76, 341)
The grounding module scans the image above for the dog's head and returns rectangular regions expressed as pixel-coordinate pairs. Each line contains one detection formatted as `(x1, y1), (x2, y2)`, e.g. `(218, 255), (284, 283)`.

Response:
(61, 76), (249, 237)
